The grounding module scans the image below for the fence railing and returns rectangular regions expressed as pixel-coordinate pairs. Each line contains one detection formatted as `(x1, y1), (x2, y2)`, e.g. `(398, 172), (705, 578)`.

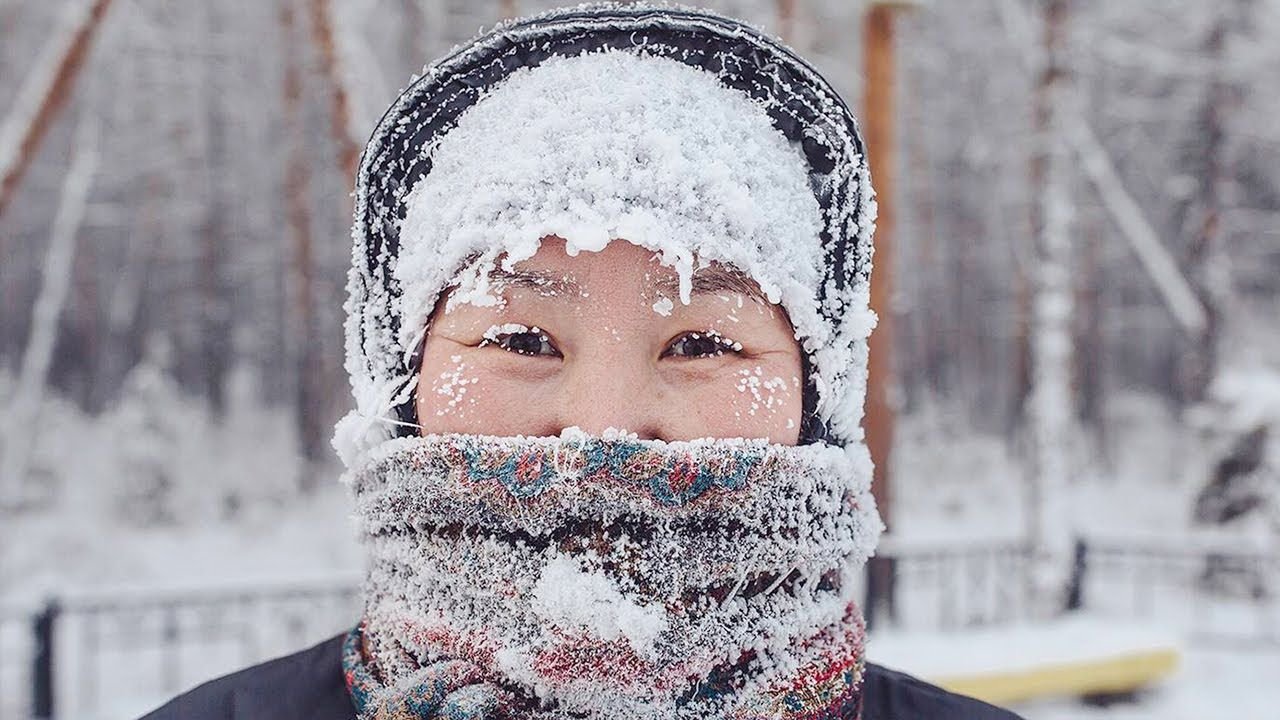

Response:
(3, 536), (1277, 718)
(1079, 537), (1280, 645)
(2, 579), (360, 720)
(864, 534), (1279, 645)
(864, 536), (1035, 631)
(1, 603), (36, 720)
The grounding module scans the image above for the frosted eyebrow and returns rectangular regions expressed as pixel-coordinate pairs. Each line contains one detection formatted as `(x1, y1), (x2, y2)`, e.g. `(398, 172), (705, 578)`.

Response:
(487, 267), (581, 297)
(652, 265), (767, 303)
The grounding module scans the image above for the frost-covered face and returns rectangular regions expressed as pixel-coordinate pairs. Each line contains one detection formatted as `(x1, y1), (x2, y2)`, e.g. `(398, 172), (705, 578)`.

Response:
(415, 237), (804, 444)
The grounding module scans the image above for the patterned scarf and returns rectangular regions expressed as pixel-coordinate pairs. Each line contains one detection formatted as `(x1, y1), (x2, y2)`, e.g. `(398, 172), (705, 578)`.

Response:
(343, 432), (882, 719)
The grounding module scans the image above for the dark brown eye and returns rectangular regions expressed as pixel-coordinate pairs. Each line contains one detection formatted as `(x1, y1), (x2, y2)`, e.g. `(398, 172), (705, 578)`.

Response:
(481, 324), (561, 358)
(663, 330), (743, 359)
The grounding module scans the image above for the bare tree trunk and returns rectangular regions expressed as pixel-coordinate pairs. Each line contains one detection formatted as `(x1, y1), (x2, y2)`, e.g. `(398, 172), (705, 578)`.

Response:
(1, 116), (98, 510)
(776, 0), (797, 44)
(1026, 0), (1075, 612)
(308, 0), (362, 183)
(1179, 1), (1249, 404)
(199, 2), (232, 418)
(282, 0), (326, 487)
(0, 0), (112, 221)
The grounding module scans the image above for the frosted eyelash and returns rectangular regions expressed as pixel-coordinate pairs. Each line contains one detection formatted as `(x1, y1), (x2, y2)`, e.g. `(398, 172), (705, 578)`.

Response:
(677, 329), (744, 356)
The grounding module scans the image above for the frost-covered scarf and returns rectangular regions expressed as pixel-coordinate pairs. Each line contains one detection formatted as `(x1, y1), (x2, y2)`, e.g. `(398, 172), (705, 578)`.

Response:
(344, 431), (881, 719)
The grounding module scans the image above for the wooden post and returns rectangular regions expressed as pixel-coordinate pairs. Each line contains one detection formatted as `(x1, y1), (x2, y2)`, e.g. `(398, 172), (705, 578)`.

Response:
(862, 0), (911, 626)
(862, 3), (904, 533)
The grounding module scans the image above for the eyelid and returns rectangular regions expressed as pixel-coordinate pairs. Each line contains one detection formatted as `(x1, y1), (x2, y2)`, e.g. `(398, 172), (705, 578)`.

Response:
(661, 329), (744, 358)
(479, 323), (562, 358)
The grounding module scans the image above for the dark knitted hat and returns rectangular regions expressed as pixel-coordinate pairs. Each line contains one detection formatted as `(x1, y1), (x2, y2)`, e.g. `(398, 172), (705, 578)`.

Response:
(334, 2), (876, 465)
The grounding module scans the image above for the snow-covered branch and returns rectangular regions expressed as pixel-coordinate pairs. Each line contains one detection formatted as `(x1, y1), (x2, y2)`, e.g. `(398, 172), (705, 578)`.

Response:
(999, 0), (1209, 339)
(1071, 122), (1208, 336)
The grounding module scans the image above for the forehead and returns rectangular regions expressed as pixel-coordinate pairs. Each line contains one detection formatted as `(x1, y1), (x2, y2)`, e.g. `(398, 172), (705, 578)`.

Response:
(493, 238), (767, 303)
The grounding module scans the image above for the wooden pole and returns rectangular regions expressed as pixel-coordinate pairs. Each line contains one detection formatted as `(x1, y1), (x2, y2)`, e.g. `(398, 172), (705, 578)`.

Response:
(862, 3), (900, 533)
(861, 1), (906, 628)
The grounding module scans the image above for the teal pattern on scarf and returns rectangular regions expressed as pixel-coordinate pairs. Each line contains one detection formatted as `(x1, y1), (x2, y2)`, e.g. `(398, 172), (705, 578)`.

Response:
(406, 433), (785, 507)
(344, 624), (511, 719)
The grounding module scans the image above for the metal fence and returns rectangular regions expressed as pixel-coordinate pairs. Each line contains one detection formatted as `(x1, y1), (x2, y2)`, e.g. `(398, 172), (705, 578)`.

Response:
(2, 580), (360, 720)
(1, 603), (36, 720)
(1079, 538), (1280, 646)
(864, 537), (1036, 632)
(864, 534), (1280, 645)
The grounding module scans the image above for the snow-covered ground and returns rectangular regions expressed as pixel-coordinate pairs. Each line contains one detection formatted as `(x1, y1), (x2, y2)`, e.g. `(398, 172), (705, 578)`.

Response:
(1017, 645), (1280, 719)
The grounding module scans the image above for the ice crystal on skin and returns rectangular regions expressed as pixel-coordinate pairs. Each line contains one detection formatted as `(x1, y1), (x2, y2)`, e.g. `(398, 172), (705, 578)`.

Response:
(429, 360), (477, 416)
(651, 296), (674, 317)
(481, 322), (537, 343)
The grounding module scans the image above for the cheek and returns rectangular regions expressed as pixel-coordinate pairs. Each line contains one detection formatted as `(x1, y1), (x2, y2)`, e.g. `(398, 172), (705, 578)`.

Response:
(416, 355), (483, 427)
(675, 365), (804, 441)
(416, 353), (556, 435)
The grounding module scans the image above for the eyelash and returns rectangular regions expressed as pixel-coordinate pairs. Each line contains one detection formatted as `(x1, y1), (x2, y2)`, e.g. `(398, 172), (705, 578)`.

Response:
(479, 327), (745, 360)
(662, 330), (744, 359)
(480, 325), (561, 358)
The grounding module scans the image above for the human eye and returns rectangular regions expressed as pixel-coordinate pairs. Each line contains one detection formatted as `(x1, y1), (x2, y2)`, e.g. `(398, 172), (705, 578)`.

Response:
(480, 323), (561, 358)
(662, 329), (744, 359)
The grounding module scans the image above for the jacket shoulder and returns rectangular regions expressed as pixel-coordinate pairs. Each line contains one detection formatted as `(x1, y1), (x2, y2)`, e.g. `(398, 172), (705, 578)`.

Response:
(862, 663), (1024, 720)
(138, 633), (353, 720)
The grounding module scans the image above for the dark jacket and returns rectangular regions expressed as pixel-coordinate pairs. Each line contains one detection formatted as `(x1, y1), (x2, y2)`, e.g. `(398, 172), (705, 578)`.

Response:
(140, 633), (1023, 720)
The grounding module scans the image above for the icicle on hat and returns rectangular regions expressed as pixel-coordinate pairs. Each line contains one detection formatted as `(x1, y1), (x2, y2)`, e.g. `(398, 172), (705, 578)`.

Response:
(333, 1), (878, 467)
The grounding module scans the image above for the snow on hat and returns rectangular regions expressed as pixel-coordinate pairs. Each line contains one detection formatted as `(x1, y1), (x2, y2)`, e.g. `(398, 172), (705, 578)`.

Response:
(335, 2), (877, 467)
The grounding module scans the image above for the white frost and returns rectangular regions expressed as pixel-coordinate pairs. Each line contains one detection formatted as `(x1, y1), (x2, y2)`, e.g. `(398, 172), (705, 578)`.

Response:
(531, 555), (668, 658)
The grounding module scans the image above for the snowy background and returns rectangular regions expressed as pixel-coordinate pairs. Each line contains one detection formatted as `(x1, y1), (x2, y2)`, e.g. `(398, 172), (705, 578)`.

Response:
(2, 0), (1279, 718)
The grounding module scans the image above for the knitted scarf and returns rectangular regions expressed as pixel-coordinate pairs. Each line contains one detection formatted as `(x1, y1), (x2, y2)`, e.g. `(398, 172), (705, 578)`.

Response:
(343, 432), (882, 719)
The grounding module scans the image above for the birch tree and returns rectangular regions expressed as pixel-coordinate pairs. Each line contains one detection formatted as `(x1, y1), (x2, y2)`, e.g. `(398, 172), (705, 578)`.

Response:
(1, 115), (98, 509)
(1026, 0), (1076, 609)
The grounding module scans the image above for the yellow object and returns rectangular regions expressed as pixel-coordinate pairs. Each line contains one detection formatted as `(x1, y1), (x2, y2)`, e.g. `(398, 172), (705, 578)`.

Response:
(931, 648), (1181, 706)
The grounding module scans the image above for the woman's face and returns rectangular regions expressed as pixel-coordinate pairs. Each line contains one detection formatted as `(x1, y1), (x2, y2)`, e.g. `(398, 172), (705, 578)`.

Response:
(415, 237), (804, 444)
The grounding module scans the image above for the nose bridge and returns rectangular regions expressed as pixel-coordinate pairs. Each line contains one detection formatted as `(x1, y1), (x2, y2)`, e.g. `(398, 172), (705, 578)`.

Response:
(556, 346), (663, 439)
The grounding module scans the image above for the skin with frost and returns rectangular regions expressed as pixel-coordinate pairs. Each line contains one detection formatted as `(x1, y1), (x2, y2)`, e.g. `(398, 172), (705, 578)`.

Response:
(415, 237), (804, 445)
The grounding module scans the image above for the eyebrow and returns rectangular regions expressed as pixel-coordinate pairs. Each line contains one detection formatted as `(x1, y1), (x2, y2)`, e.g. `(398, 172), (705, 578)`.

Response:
(652, 265), (769, 303)
(487, 266), (582, 296)
(486, 263), (768, 303)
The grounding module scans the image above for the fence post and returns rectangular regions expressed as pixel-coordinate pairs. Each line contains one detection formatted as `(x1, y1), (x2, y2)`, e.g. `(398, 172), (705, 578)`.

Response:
(32, 598), (60, 719)
(1065, 537), (1087, 611)
(864, 555), (898, 632)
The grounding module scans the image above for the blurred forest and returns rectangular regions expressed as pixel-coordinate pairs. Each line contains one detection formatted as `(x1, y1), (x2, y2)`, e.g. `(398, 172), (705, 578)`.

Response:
(1, 0), (1278, 516)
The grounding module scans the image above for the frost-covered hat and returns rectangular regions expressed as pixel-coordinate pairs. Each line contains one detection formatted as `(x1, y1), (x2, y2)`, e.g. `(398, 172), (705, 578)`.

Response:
(336, 2), (877, 465)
